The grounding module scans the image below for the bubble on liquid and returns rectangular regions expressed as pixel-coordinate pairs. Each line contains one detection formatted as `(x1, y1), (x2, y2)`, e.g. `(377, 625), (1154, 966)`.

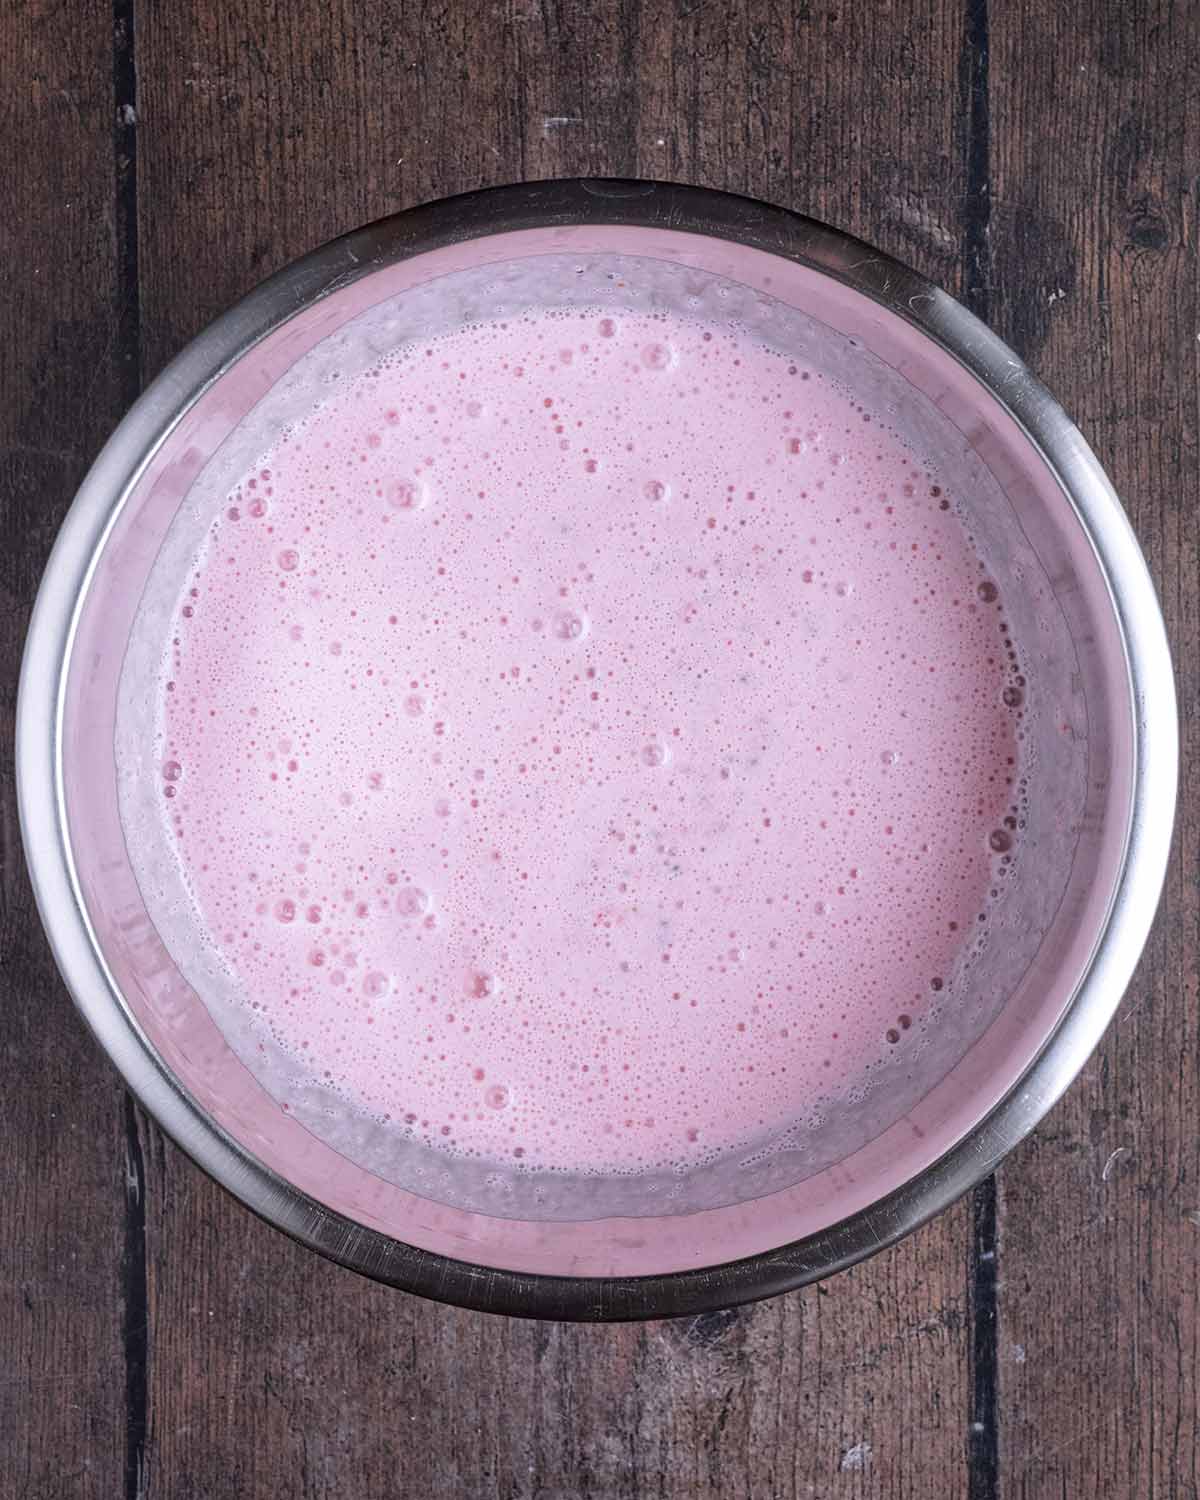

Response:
(641, 342), (676, 371)
(643, 479), (670, 503)
(469, 970), (498, 999)
(305, 904), (322, 924)
(640, 740), (671, 768)
(396, 885), (430, 917)
(163, 760), (182, 782)
(277, 548), (300, 572)
(465, 400), (484, 418)
(978, 580), (999, 603)
(248, 496), (268, 519)
(988, 828), (1014, 853)
(814, 900), (832, 917)
(404, 693), (426, 717)
(363, 971), (390, 999)
(880, 748), (900, 767)
(597, 317), (617, 338)
(274, 898), (296, 924)
(834, 580), (853, 598)
(309, 949), (326, 967)
(387, 477), (428, 512)
(484, 1084), (509, 1109)
(1002, 684), (1025, 708)
(552, 609), (588, 641)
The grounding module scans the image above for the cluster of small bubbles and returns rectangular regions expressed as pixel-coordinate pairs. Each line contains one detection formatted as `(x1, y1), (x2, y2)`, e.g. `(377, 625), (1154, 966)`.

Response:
(387, 477), (428, 511)
(396, 885), (430, 917)
(641, 342), (676, 370)
(131, 299), (1030, 1184)
(553, 609), (587, 641)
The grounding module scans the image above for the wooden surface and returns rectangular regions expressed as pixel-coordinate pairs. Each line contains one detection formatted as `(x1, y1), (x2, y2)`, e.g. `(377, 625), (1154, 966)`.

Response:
(1, 2), (1195, 1496)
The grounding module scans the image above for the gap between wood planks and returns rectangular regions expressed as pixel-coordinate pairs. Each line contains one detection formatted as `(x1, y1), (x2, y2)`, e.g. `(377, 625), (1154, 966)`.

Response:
(960, 1), (1001, 1497)
(113, 4), (148, 1499)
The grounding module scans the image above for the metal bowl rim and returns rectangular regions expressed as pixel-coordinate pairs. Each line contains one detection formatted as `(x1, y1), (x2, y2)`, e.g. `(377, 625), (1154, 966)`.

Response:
(16, 177), (1178, 1320)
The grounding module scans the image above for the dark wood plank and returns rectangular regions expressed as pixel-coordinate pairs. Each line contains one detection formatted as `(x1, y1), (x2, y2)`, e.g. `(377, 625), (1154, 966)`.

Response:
(987, 5), (1200, 1498)
(133, 2), (979, 1497)
(0, 4), (130, 1497)
(140, 1173), (968, 1499)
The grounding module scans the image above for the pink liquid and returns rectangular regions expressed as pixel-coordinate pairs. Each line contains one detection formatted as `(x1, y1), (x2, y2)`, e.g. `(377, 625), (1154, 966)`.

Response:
(135, 307), (1022, 1177)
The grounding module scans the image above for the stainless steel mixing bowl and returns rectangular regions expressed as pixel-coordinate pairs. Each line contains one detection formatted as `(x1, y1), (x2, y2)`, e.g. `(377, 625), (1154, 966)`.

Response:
(17, 180), (1177, 1318)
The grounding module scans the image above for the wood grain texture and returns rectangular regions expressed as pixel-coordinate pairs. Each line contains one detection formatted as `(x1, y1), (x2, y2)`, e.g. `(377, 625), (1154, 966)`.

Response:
(986, 6), (1200, 1498)
(132, 2), (976, 1497)
(3, 1), (1197, 1497)
(0, 5), (129, 1499)
(138, 1144), (968, 1498)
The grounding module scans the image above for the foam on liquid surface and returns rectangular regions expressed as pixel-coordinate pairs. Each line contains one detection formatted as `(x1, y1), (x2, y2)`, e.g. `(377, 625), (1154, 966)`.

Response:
(125, 307), (1026, 1179)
